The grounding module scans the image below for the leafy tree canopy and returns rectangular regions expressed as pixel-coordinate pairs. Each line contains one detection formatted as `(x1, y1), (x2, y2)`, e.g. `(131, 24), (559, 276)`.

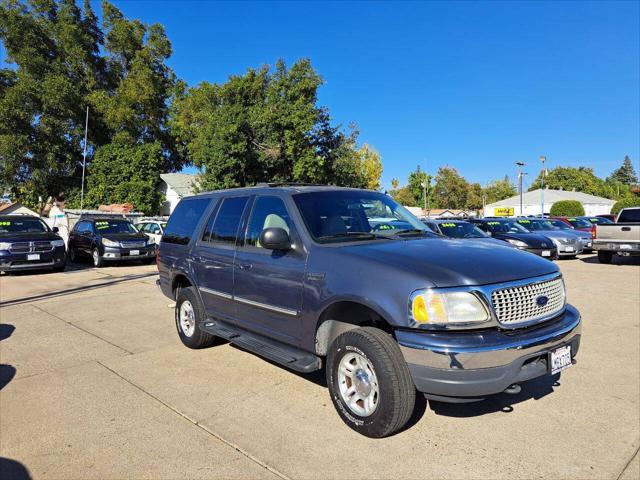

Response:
(170, 59), (373, 191)
(0, 0), (180, 210)
(611, 196), (640, 215)
(609, 155), (638, 186)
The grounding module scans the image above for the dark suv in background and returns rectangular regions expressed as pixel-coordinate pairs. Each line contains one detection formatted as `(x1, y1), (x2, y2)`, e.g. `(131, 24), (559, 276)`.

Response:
(156, 185), (581, 438)
(469, 218), (558, 259)
(68, 216), (156, 267)
(0, 215), (66, 273)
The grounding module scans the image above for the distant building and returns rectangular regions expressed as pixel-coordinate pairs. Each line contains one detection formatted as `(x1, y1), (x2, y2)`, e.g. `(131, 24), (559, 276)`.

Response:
(0, 202), (39, 216)
(485, 188), (615, 217)
(159, 173), (198, 215)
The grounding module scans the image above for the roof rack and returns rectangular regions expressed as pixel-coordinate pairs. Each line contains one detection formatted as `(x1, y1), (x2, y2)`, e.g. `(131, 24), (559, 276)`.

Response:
(255, 182), (330, 188)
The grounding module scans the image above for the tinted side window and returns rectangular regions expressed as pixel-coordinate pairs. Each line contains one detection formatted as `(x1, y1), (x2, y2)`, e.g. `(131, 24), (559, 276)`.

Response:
(163, 198), (211, 245)
(618, 209), (640, 223)
(246, 196), (292, 248)
(208, 197), (249, 244)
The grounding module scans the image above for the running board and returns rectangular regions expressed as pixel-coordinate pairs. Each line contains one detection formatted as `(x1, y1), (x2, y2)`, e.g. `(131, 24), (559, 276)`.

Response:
(201, 320), (322, 373)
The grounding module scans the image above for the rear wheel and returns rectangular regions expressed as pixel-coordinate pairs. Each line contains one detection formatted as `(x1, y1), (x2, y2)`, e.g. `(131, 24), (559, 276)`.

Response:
(326, 327), (416, 438)
(175, 286), (216, 349)
(68, 248), (77, 263)
(597, 251), (613, 264)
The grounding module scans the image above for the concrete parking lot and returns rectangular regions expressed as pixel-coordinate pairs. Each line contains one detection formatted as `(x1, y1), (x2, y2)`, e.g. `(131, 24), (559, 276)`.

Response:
(1, 256), (638, 480)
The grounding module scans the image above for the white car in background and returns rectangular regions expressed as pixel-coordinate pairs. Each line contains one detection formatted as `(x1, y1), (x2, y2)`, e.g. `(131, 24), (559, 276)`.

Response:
(136, 220), (167, 245)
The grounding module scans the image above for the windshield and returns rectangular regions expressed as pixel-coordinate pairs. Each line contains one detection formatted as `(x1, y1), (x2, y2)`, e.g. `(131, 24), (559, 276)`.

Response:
(517, 219), (556, 231)
(438, 222), (488, 238)
(94, 220), (138, 234)
(0, 217), (50, 235)
(485, 220), (529, 233)
(292, 191), (429, 243)
(587, 216), (613, 224)
(565, 217), (592, 228)
(549, 219), (572, 230)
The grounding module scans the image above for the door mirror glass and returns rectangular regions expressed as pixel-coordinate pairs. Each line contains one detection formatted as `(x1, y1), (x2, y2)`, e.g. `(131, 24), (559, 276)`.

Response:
(259, 227), (291, 250)
(52, 226), (59, 233)
(153, 229), (161, 234)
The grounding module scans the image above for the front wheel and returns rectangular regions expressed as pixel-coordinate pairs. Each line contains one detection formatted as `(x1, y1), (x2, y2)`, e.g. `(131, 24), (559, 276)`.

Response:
(326, 327), (416, 438)
(597, 251), (613, 264)
(92, 248), (104, 268)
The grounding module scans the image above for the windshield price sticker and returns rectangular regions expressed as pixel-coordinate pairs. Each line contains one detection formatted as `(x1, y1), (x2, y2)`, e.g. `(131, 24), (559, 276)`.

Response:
(0, 221), (11, 226)
(518, 219), (531, 223)
(488, 221), (501, 225)
(441, 223), (457, 227)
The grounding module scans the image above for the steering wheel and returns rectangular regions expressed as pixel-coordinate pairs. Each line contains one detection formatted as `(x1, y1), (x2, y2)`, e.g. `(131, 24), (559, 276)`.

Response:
(372, 223), (394, 231)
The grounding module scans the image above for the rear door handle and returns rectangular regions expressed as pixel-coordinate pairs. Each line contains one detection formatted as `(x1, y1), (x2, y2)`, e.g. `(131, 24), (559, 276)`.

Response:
(622, 227), (631, 231)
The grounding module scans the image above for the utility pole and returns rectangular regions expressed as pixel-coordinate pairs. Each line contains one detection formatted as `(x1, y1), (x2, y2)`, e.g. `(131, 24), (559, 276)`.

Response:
(80, 106), (89, 212)
(516, 161), (526, 216)
(482, 194), (486, 218)
(539, 156), (546, 217)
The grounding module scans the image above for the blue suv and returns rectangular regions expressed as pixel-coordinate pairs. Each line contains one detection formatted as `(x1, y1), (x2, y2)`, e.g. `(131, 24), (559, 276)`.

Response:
(157, 185), (581, 437)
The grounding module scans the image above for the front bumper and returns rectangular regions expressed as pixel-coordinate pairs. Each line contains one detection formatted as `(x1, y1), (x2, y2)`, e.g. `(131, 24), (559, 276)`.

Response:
(396, 305), (581, 401)
(0, 247), (66, 271)
(102, 245), (156, 261)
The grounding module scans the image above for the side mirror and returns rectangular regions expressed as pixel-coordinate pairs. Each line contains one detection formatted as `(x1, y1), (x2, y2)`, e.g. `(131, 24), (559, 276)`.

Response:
(52, 226), (59, 233)
(153, 229), (161, 234)
(486, 231), (492, 236)
(259, 227), (291, 251)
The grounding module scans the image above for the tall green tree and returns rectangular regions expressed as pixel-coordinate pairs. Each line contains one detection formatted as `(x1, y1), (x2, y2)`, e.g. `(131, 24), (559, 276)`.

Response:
(357, 144), (383, 191)
(529, 166), (605, 196)
(482, 176), (516, 204)
(405, 166), (434, 209)
(0, 0), (180, 210)
(170, 59), (368, 190)
(432, 166), (469, 209)
(609, 155), (638, 185)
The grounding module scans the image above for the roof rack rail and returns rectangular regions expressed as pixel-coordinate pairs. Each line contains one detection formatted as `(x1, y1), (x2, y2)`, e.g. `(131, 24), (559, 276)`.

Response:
(254, 182), (329, 188)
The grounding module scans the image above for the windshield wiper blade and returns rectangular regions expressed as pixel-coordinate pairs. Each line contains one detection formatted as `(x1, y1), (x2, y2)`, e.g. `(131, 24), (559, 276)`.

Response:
(318, 231), (393, 241)
(394, 229), (430, 236)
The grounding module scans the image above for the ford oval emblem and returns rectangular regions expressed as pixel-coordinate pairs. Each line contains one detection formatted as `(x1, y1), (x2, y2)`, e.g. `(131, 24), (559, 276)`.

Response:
(536, 295), (549, 307)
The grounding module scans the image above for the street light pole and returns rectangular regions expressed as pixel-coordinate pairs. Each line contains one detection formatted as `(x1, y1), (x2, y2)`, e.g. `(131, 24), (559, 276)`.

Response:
(80, 106), (89, 212)
(516, 161), (526, 216)
(539, 156), (546, 217)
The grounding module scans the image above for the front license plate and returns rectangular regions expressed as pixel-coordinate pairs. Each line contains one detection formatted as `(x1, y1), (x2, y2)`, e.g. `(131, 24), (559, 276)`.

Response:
(549, 345), (572, 375)
(27, 253), (40, 261)
(620, 244), (632, 250)
(565, 246), (574, 252)
(129, 249), (140, 256)
(541, 250), (551, 257)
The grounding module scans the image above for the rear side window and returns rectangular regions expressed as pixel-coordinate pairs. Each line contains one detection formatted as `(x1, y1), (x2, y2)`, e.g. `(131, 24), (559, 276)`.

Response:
(163, 198), (211, 245)
(618, 209), (640, 223)
(204, 196), (249, 244)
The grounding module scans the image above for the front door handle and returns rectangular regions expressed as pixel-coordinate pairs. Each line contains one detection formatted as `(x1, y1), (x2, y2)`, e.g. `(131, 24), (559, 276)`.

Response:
(238, 263), (253, 271)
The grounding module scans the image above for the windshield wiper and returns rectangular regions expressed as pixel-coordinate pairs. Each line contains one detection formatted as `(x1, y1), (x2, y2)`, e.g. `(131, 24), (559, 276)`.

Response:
(318, 231), (393, 241)
(393, 229), (430, 237)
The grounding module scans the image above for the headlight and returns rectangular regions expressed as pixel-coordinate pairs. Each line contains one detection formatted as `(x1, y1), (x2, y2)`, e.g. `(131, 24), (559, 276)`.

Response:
(506, 239), (528, 248)
(51, 240), (65, 247)
(146, 238), (156, 246)
(102, 238), (119, 247)
(0, 242), (11, 250)
(409, 290), (490, 326)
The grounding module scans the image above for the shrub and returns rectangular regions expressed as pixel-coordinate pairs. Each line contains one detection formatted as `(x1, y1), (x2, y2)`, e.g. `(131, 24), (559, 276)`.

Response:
(550, 200), (585, 217)
(611, 196), (640, 215)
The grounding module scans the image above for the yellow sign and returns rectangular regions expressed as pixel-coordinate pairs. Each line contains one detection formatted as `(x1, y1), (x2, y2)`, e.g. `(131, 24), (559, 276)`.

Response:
(494, 207), (514, 217)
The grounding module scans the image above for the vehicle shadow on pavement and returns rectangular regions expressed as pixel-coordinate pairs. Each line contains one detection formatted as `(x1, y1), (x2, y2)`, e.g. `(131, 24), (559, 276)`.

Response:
(0, 323), (15, 341)
(579, 255), (640, 265)
(0, 323), (17, 391)
(0, 457), (32, 480)
(428, 373), (561, 418)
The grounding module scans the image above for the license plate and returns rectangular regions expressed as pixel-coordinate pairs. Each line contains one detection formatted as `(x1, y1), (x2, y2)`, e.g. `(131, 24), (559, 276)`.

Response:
(620, 244), (632, 250)
(549, 345), (572, 375)
(565, 246), (574, 252)
(541, 250), (551, 257)
(587, 242), (592, 247)
(129, 249), (140, 256)
(27, 253), (40, 261)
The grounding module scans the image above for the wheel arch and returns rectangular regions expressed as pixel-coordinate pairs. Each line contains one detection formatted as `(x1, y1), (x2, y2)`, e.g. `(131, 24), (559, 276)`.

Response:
(314, 300), (394, 356)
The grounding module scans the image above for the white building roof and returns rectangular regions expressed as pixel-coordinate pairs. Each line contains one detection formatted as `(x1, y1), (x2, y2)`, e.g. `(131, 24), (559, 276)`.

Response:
(486, 188), (615, 208)
(160, 173), (197, 197)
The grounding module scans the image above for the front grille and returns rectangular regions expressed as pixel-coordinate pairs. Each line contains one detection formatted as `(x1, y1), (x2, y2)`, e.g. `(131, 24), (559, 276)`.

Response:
(491, 277), (565, 326)
(9, 241), (54, 253)
(120, 241), (145, 248)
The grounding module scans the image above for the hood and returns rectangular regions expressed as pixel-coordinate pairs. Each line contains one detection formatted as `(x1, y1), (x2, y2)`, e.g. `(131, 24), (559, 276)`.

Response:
(340, 237), (558, 288)
(534, 230), (579, 242)
(101, 232), (148, 242)
(0, 231), (62, 242)
(492, 232), (553, 248)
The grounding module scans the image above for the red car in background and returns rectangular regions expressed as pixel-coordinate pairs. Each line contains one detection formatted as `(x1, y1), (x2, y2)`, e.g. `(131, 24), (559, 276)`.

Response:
(551, 216), (594, 232)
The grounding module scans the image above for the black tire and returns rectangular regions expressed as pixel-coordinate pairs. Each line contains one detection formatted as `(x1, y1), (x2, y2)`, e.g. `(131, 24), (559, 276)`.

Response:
(53, 261), (66, 272)
(67, 248), (77, 263)
(326, 327), (416, 438)
(175, 286), (216, 349)
(597, 251), (613, 264)
(92, 248), (104, 268)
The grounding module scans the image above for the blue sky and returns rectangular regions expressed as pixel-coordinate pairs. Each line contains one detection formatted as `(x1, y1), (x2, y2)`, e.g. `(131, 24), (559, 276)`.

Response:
(67, 1), (640, 188)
